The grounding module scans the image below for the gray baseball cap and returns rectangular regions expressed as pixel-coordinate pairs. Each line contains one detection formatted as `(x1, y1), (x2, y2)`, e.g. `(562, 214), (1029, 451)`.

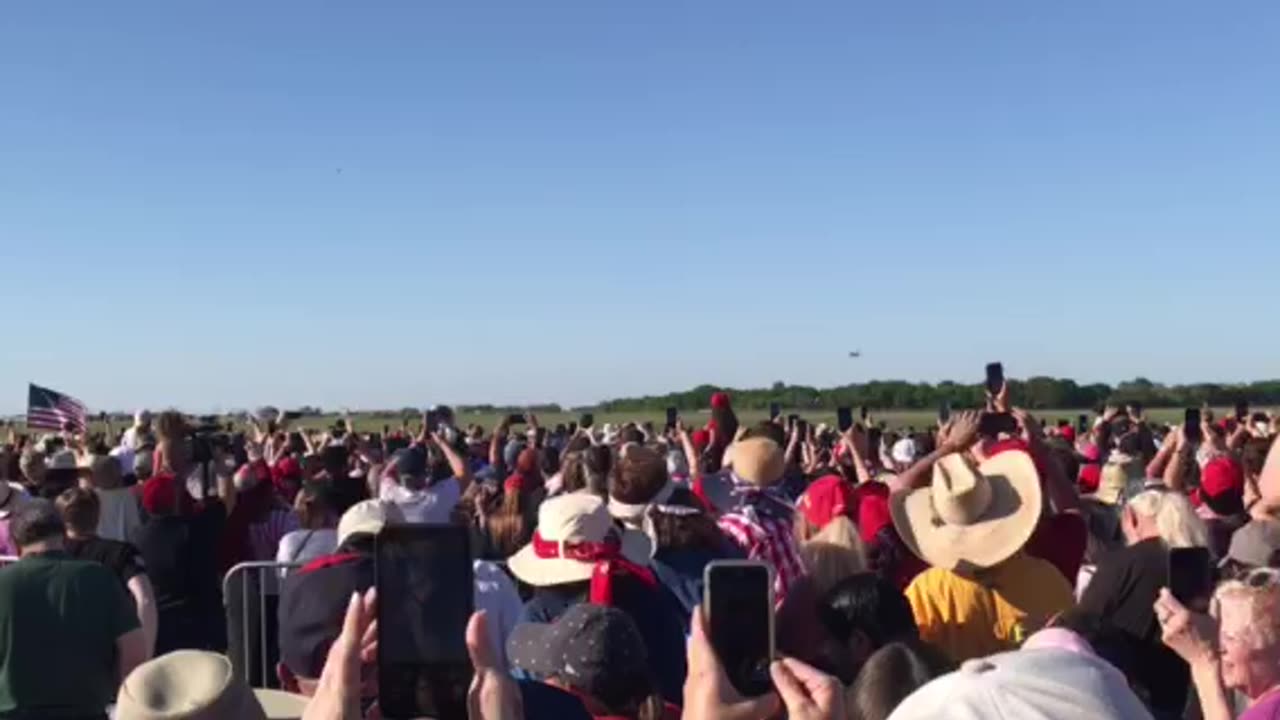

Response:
(506, 604), (649, 706)
(1221, 519), (1280, 569)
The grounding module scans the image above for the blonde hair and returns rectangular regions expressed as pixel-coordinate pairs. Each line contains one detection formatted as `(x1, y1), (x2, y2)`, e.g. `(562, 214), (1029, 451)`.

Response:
(800, 517), (868, 595)
(1127, 490), (1210, 550)
(1215, 576), (1280, 650)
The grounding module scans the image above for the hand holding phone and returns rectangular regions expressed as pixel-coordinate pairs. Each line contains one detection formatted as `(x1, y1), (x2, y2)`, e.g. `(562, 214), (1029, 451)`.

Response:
(704, 561), (774, 697)
(1184, 408), (1202, 445)
(837, 407), (854, 433)
(377, 525), (474, 720)
(984, 362), (1004, 396)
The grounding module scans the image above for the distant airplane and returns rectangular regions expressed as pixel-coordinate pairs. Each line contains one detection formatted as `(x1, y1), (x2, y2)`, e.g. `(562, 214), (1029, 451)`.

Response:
(848, 351), (862, 358)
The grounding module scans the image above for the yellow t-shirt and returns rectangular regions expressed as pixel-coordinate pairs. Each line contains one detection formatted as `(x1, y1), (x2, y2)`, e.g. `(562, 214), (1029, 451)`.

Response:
(904, 552), (1074, 663)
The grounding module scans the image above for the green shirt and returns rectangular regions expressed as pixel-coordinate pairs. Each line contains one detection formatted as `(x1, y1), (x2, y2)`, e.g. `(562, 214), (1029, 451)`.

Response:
(0, 551), (140, 718)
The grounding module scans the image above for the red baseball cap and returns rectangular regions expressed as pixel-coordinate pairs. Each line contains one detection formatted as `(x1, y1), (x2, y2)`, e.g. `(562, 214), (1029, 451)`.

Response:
(1059, 426), (1077, 444)
(690, 429), (710, 453)
(141, 474), (179, 515)
(797, 475), (853, 530)
(854, 487), (893, 545)
(1198, 456), (1245, 516)
(1078, 464), (1102, 494)
(710, 392), (731, 410)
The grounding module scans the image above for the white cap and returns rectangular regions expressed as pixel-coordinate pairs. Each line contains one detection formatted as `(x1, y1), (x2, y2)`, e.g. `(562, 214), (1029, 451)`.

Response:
(336, 500), (405, 547)
(135, 409), (152, 425)
(887, 648), (1153, 720)
(891, 437), (918, 465)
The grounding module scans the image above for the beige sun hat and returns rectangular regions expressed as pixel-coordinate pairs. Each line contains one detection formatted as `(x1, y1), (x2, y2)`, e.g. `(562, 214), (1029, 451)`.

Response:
(731, 438), (785, 487)
(890, 450), (1042, 572)
(508, 492), (653, 587)
(116, 650), (309, 720)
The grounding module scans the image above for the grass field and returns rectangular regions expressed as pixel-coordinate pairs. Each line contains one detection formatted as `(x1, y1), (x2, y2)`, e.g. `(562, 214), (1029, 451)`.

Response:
(12, 407), (1265, 438)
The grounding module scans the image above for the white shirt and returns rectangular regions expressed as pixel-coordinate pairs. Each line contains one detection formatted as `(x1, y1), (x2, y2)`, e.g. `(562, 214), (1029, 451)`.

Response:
(275, 528), (339, 579)
(96, 487), (143, 543)
(379, 477), (461, 524)
(473, 560), (522, 666)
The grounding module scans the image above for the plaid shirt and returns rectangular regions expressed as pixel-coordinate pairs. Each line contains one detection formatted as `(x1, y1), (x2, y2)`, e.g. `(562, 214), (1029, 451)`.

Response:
(717, 489), (806, 604)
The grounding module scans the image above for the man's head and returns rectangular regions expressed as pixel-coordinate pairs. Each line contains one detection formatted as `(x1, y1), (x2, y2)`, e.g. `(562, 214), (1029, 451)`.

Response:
(134, 409), (153, 431)
(391, 446), (428, 490)
(55, 487), (100, 538)
(10, 499), (66, 554)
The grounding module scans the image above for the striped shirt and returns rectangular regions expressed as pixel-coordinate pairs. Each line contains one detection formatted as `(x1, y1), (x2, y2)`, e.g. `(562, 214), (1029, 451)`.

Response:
(718, 496), (805, 604)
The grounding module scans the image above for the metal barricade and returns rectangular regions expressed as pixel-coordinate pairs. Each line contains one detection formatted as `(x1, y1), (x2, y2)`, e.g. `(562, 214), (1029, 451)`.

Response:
(0, 556), (19, 567)
(223, 561), (300, 687)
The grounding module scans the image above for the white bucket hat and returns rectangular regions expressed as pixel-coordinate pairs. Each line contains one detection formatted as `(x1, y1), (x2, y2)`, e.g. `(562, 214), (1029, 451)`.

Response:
(508, 493), (652, 587)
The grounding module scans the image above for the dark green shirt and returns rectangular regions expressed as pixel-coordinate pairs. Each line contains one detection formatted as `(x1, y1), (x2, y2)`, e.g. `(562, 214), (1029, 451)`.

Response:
(0, 551), (140, 718)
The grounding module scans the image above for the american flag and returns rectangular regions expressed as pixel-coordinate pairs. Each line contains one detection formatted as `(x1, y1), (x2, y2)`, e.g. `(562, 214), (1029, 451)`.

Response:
(26, 383), (88, 433)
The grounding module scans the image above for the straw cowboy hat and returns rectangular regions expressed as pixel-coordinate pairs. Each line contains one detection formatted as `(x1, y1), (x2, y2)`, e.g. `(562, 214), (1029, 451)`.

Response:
(116, 650), (309, 720)
(890, 450), (1042, 571)
(508, 492), (653, 587)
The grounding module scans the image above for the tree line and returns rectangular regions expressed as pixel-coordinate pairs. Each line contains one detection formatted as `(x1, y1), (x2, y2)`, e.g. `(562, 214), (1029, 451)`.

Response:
(595, 378), (1280, 413)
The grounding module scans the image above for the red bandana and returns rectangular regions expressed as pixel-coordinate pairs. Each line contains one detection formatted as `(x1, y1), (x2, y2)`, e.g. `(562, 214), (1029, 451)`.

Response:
(530, 531), (656, 605)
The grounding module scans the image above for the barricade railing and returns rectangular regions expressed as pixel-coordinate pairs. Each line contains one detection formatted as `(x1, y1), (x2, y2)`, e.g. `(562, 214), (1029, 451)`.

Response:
(0, 556), (18, 567)
(223, 561), (301, 687)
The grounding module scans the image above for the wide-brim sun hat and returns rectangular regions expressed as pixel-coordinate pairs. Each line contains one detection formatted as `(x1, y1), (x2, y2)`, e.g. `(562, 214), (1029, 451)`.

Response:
(116, 650), (309, 720)
(730, 437), (785, 487)
(508, 492), (653, 587)
(890, 450), (1042, 571)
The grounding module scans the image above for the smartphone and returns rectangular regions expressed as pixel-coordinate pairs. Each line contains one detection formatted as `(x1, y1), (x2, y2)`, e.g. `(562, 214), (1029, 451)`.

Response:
(377, 524), (474, 720)
(984, 362), (1004, 395)
(786, 414), (799, 430)
(283, 410), (304, 421)
(837, 407), (854, 433)
(579, 413), (594, 430)
(567, 421), (578, 434)
(768, 403), (781, 421)
(705, 561), (774, 697)
(859, 406), (869, 421)
(796, 419), (808, 438)
(1077, 414), (1089, 434)
(666, 407), (679, 430)
(1185, 408), (1202, 444)
(506, 413), (526, 426)
(979, 412), (1018, 437)
(938, 402), (951, 424)
(1168, 546), (1214, 613)
(1236, 400), (1249, 422)
(535, 427), (547, 446)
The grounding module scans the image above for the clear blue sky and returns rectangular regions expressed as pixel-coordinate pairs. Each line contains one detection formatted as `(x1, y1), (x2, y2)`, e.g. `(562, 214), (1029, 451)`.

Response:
(2, 2), (1278, 414)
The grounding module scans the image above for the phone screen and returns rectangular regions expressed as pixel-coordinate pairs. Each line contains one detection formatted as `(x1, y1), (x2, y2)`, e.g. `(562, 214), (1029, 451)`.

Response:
(985, 362), (1004, 395)
(666, 407), (679, 429)
(837, 407), (854, 433)
(506, 413), (525, 426)
(1168, 546), (1214, 613)
(1077, 414), (1089, 434)
(796, 419), (808, 438)
(706, 562), (773, 697)
(1236, 401), (1249, 422)
(376, 525), (474, 720)
(938, 402), (951, 424)
(580, 413), (594, 430)
(1185, 408), (1202, 443)
(769, 403), (781, 420)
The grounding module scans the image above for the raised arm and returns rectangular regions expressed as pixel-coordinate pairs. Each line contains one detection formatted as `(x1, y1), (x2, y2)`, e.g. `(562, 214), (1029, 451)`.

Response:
(1163, 425), (1194, 493)
(889, 411), (981, 495)
(840, 425), (874, 486)
(434, 432), (473, 494)
(1013, 408), (1079, 513)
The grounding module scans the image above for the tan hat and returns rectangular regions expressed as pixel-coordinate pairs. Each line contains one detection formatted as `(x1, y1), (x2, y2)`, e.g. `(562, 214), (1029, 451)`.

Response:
(508, 492), (653, 587)
(731, 438), (785, 487)
(890, 451), (1042, 571)
(1087, 463), (1129, 506)
(116, 650), (309, 720)
(336, 499), (405, 547)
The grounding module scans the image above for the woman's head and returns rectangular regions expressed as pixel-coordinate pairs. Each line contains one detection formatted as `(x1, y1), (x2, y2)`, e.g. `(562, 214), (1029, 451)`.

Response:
(582, 445), (612, 496)
(487, 484), (536, 558)
(1123, 490), (1209, 549)
(645, 487), (725, 553)
(1216, 571), (1280, 697)
(800, 517), (868, 595)
(294, 483), (338, 530)
(819, 572), (919, 670)
(846, 641), (949, 720)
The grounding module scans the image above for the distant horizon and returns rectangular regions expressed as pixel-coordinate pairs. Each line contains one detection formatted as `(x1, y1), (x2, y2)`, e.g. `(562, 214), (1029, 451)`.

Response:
(7, 373), (1278, 417)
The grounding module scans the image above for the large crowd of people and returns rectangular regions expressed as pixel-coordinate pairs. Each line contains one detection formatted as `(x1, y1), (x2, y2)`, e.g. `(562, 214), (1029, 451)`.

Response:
(1, 387), (1279, 719)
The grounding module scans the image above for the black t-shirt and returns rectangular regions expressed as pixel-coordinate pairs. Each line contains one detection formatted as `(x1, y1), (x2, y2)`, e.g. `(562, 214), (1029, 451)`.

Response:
(1078, 537), (1189, 714)
(133, 502), (225, 613)
(65, 536), (144, 590)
